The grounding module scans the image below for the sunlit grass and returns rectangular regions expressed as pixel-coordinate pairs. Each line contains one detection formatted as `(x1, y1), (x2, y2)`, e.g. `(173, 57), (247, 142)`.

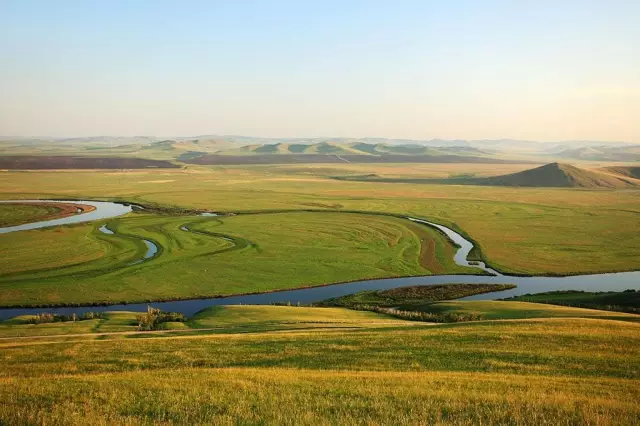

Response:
(0, 315), (638, 424)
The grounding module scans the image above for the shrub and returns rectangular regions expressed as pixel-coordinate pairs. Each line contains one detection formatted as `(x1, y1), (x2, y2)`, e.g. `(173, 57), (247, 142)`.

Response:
(27, 311), (103, 324)
(136, 306), (185, 331)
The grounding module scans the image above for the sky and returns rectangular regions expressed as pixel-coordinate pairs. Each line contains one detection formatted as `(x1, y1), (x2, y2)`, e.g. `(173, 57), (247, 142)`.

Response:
(1, 0), (638, 142)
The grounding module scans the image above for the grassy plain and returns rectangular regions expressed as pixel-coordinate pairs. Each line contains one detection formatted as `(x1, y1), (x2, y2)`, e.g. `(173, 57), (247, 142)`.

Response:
(0, 303), (638, 424)
(2, 164), (638, 277)
(0, 211), (475, 307)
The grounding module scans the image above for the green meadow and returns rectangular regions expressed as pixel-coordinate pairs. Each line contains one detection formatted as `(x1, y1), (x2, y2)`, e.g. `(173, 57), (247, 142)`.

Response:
(0, 211), (476, 307)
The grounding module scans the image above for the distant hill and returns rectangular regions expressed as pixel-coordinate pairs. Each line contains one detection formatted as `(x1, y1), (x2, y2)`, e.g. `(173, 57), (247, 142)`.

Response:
(206, 141), (493, 158)
(181, 141), (516, 164)
(479, 163), (639, 188)
(334, 163), (640, 188)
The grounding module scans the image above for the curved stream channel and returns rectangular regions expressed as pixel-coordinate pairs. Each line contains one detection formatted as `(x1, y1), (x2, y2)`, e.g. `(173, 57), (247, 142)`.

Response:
(0, 200), (639, 319)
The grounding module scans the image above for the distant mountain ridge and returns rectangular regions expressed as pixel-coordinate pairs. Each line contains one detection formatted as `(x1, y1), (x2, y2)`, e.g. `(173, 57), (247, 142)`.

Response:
(2, 135), (638, 162)
(211, 141), (492, 157)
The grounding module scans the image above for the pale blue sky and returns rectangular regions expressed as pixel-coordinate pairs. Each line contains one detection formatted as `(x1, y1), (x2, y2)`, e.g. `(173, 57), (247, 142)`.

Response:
(1, 0), (638, 141)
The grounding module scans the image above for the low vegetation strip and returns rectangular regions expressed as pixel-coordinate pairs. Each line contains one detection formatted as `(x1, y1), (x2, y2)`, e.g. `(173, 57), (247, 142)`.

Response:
(317, 284), (516, 308)
(0, 155), (180, 169)
(504, 290), (640, 314)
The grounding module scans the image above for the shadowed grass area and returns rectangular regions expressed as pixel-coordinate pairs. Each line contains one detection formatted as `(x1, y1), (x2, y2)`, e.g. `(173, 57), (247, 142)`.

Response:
(505, 290), (640, 313)
(419, 301), (640, 322)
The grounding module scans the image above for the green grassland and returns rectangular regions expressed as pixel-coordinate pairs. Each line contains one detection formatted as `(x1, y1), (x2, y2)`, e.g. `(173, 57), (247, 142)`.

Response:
(0, 211), (477, 307)
(0, 302), (638, 424)
(0, 203), (62, 226)
(2, 164), (639, 277)
(506, 290), (640, 313)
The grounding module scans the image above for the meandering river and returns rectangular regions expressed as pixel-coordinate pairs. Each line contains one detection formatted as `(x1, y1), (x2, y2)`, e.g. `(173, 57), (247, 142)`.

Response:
(0, 199), (638, 319)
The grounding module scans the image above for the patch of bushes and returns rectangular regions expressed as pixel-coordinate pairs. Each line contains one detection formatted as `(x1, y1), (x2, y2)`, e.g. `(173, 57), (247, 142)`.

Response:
(28, 311), (104, 324)
(136, 306), (185, 331)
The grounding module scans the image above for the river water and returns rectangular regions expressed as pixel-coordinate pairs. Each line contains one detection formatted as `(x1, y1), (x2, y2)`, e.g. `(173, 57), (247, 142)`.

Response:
(0, 200), (638, 319)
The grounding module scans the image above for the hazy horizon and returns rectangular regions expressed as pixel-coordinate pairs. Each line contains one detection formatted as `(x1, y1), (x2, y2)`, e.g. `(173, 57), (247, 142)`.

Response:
(1, 1), (638, 142)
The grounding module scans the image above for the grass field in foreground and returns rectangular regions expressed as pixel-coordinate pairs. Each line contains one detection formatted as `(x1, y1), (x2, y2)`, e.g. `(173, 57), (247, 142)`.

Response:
(0, 211), (476, 307)
(0, 303), (638, 424)
(1, 164), (639, 275)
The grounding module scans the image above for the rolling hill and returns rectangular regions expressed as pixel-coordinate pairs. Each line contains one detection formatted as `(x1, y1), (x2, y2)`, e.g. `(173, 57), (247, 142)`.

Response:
(181, 141), (509, 164)
(211, 141), (492, 157)
(480, 163), (640, 188)
(334, 163), (640, 188)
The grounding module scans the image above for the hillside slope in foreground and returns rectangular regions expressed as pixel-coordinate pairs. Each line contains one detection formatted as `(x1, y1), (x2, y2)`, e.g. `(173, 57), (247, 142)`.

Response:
(0, 303), (638, 425)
